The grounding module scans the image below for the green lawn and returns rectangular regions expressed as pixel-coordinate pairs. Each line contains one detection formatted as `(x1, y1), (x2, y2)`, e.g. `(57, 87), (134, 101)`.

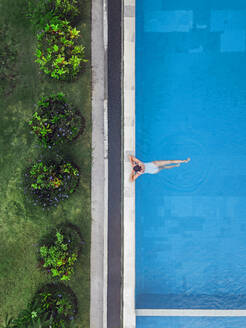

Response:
(0, 0), (91, 326)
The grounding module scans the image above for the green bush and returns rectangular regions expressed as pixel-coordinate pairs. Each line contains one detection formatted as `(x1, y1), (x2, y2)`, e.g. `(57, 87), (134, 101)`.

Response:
(25, 160), (80, 207)
(27, 0), (80, 30)
(0, 23), (18, 96)
(39, 225), (82, 281)
(11, 306), (43, 328)
(35, 19), (87, 80)
(31, 283), (77, 328)
(8, 301), (51, 328)
(7, 284), (77, 327)
(29, 93), (84, 148)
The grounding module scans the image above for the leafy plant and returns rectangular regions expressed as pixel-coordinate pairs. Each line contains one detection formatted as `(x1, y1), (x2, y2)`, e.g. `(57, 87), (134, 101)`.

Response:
(39, 225), (82, 280)
(1, 310), (48, 328)
(35, 18), (87, 80)
(26, 316), (52, 328)
(12, 308), (33, 327)
(25, 160), (80, 207)
(27, 0), (80, 30)
(10, 302), (46, 328)
(31, 283), (77, 327)
(0, 23), (18, 96)
(29, 93), (84, 148)
(5, 286), (77, 327)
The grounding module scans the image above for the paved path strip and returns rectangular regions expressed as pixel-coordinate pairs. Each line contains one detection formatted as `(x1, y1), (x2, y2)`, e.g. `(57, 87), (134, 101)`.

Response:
(107, 0), (122, 326)
(91, 0), (108, 327)
(136, 309), (246, 317)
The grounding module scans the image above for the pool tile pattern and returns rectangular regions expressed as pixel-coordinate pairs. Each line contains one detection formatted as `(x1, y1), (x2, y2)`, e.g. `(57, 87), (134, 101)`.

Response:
(136, 0), (246, 313)
(141, 0), (246, 53)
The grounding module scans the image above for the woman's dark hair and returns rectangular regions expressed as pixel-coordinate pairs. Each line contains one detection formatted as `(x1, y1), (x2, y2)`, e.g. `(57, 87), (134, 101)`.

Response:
(134, 165), (142, 172)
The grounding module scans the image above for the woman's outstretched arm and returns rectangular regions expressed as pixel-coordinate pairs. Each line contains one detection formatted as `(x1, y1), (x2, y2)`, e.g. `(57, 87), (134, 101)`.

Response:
(130, 170), (142, 182)
(129, 155), (143, 166)
(130, 171), (137, 182)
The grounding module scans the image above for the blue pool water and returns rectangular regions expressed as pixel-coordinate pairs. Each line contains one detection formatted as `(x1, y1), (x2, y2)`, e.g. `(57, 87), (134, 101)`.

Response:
(136, 0), (246, 313)
(137, 317), (246, 328)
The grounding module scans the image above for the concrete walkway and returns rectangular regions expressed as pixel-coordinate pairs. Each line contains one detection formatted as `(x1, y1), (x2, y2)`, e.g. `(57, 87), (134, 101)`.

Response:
(90, 0), (108, 327)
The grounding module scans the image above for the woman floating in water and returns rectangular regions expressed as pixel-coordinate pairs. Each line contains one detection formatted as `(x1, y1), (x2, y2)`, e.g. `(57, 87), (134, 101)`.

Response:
(129, 155), (190, 182)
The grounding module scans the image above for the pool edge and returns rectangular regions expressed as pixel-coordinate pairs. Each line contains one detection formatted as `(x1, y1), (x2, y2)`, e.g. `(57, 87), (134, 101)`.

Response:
(123, 0), (136, 327)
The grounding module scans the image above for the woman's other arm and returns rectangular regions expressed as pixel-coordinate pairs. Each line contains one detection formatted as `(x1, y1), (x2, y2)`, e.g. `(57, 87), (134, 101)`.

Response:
(129, 155), (143, 166)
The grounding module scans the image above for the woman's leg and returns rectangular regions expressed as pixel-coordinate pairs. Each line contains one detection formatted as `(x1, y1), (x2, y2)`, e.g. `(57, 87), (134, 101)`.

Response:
(159, 164), (180, 170)
(153, 158), (190, 167)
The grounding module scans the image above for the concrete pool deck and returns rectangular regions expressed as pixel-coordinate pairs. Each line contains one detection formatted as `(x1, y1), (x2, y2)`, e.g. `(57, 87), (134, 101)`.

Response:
(91, 0), (108, 327)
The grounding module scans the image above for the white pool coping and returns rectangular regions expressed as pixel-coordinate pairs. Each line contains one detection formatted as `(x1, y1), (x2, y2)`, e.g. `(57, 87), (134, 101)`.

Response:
(122, 1), (246, 327)
(123, 0), (136, 327)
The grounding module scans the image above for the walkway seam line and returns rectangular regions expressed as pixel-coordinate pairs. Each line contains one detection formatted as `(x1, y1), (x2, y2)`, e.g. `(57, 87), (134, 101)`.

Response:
(103, 2), (108, 328)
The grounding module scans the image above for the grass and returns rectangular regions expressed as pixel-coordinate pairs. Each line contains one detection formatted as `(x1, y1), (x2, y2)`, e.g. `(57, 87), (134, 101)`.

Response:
(0, 0), (91, 326)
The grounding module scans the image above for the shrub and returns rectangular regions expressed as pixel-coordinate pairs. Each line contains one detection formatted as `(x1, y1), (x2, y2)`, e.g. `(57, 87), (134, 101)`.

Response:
(8, 284), (77, 327)
(35, 19), (87, 80)
(39, 224), (82, 281)
(0, 23), (18, 96)
(7, 306), (54, 328)
(29, 93), (84, 148)
(27, 0), (80, 30)
(11, 308), (33, 327)
(31, 283), (77, 328)
(25, 160), (80, 207)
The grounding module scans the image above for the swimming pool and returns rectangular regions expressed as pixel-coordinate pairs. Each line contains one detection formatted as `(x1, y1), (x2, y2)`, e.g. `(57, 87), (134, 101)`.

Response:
(135, 0), (246, 321)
